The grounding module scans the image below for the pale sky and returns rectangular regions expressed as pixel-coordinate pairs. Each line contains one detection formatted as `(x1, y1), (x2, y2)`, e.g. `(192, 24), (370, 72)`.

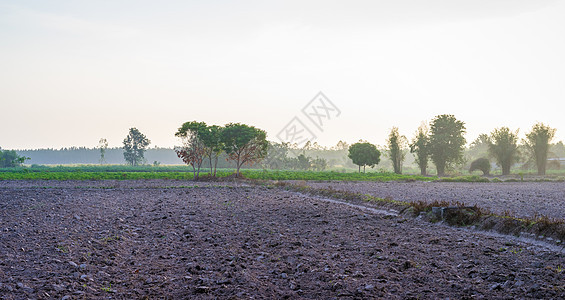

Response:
(1, 0), (565, 149)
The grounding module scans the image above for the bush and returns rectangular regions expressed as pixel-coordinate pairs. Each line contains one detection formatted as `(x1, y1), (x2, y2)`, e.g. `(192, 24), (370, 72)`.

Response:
(469, 158), (490, 175)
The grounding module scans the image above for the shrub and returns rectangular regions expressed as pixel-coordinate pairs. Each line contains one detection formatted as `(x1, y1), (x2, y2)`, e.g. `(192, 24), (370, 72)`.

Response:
(469, 158), (490, 175)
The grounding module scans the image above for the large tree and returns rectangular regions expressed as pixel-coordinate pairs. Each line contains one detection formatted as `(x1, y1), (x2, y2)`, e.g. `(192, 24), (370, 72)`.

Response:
(428, 114), (466, 176)
(488, 127), (519, 175)
(123, 128), (151, 166)
(221, 123), (268, 177)
(524, 122), (556, 175)
(175, 121), (208, 179)
(409, 123), (430, 175)
(387, 127), (407, 174)
(348, 142), (381, 173)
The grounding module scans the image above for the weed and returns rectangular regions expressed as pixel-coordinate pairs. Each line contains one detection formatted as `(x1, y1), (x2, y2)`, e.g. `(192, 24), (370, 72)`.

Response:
(56, 245), (69, 253)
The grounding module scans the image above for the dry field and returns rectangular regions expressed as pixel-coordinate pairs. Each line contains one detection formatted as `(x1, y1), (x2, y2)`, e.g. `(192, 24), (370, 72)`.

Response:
(1, 180), (564, 299)
(305, 181), (565, 220)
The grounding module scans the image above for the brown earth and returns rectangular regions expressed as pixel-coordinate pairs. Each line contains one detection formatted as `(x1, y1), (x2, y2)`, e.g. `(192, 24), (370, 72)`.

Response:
(1, 180), (564, 299)
(304, 181), (565, 220)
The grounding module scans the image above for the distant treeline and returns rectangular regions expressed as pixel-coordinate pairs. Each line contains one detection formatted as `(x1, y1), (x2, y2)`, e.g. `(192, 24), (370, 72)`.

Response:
(15, 147), (181, 165)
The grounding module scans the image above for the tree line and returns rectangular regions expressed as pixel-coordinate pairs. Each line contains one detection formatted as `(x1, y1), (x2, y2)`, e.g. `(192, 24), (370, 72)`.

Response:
(346, 114), (557, 176)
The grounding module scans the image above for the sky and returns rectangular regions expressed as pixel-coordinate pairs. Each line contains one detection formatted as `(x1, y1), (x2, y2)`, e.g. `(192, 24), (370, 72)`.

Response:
(1, 0), (565, 149)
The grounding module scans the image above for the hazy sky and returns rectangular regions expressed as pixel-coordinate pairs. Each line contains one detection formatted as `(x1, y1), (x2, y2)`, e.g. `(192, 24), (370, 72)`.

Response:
(2, 0), (565, 149)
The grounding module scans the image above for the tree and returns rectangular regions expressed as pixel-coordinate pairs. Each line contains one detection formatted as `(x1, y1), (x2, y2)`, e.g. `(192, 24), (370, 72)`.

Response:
(428, 114), (466, 176)
(296, 153), (311, 170)
(348, 142), (381, 173)
(123, 128), (151, 166)
(311, 156), (328, 171)
(488, 127), (519, 175)
(524, 122), (556, 175)
(221, 123), (268, 177)
(469, 158), (491, 176)
(199, 125), (223, 177)
(410, 123), (430, 175)
(387, 127), (407, 174)
(98, 138), (108, 165)
(0, 149), (29, 167)
(175, 121), (208, 179)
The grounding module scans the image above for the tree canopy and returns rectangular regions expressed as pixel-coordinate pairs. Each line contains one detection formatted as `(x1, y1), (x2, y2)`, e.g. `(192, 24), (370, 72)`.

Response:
(0, 149), (29, 168)
(488, 127), (519, 175)
(221, 123), (268, 177)
(387, 127), (407, 174)
(123, 128), (151, 166)
(428, 114), (466, 176)
(524, 122), (556, 175)
(348, 142), (380, 173)
(409, 123), (430, 175)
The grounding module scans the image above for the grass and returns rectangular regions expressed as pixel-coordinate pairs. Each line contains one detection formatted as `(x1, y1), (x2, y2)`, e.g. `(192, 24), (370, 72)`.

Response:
(2, 164), (565, 182)
(0, 165), (437, 181)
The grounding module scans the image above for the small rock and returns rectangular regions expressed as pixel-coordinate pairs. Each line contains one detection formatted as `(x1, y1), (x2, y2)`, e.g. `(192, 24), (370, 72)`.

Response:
(514, 280), (525, 288)
(62, 296), (71, 300)
(364, 284), (374, 290)
(68, 261), (78, 268)
(16, 282), (24, 289)
(80, 275), (88, 281)
(79, 264), (87, 269)
(490, 283), (502, 291)
(529, 283), (541, 292)
(280, 273), (288, 279)
(195, 286), (210, 294)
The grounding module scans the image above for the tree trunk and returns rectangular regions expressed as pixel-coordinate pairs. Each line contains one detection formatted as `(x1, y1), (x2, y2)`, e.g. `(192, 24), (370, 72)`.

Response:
(420, 165), (426, 176)
(502, 165), (510, 176)
(363, 165), (366, 173)
(436, 163), (445, 177)
(213, 156), (218, 177)
(358, 165), (361, 173)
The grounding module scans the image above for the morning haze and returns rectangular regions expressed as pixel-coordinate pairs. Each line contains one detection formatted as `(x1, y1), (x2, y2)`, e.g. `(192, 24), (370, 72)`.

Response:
(1, 0), (564, 149)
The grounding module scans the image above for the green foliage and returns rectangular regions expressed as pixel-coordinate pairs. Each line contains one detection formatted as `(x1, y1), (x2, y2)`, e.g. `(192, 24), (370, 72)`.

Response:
(0, 149), (29, 167)
(410, 124), (430, 175)
(221, 123), (268, 177)
(123, 128), (151, 166)
(429, 114), (466, 176)
(524, 122), (556, 175)
(0, 167), (435, 182)
(348, 142), (381, 173)
(469, 158), (491, 175)
(488, 127), (519, 175)
(175, 121), (209, 179)
(98, 138), (108, 164)
(387, 127), (407, 174)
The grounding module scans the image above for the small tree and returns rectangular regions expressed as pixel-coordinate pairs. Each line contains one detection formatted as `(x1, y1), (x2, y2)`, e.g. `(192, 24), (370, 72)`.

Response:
(98, 138), (108, 165)
(0, 149), (29, 167)
(123, 128), (151, 166)
(428, 115), (466, 176)
(175, 121), (208, 179)
(296, 153), (311, 170)
(221, 123), (268, 177)
(200, 125), (223, 177)
(524, 122), (556, 175)
(348, 142), (381, 173)
(488, 127), (519, 175)
(387, 127), (407, 174)
(469, 158), (491, 176)
(311, 156), (328, 171)
(410, 123), (430, 175)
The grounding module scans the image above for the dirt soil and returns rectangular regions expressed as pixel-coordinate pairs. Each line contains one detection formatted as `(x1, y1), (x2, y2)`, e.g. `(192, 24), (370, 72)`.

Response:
(304, 181), (565, 220)
(1, 180), (564, 299)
